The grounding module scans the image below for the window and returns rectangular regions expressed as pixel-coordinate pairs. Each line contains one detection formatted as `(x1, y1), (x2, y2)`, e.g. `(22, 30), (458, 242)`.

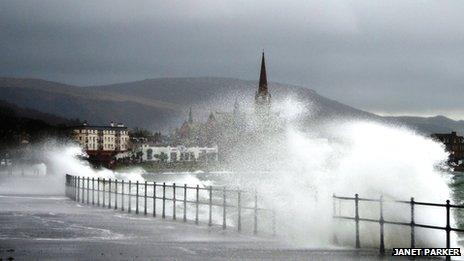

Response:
(146, 149), (153, 160)
(170, 152), (177, 162)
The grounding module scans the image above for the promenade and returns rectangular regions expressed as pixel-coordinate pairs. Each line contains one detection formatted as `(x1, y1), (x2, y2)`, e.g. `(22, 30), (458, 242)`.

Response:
(0, 177), (413, 260)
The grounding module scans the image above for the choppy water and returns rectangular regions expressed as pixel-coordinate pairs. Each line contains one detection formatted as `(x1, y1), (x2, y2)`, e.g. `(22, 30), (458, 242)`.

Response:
(451, 173), (464, 229)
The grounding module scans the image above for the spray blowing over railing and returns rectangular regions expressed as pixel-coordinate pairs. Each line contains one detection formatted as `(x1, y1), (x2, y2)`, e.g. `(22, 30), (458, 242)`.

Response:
(333, 193), (463, 258)
(65, 174), (276, 235)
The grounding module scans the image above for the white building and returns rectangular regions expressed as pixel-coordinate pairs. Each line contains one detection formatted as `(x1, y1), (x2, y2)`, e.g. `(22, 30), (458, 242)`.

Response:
(140, 145), (218, 163)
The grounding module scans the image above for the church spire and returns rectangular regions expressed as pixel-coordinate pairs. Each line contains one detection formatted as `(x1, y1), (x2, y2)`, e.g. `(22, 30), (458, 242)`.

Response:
(255, 52), (271, 114)
(258, 52), (268, 95)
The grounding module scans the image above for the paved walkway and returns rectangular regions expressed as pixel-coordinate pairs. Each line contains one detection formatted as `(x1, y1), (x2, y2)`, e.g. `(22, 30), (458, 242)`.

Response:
(0, 177), (415, 260)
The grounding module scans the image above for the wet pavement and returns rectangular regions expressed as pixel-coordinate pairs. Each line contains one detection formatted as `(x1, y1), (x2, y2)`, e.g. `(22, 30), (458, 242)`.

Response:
(0, 178), (423, 260)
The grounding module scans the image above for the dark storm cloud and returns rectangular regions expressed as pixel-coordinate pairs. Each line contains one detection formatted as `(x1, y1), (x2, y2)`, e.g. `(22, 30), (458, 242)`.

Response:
(1, 1), (464, 118)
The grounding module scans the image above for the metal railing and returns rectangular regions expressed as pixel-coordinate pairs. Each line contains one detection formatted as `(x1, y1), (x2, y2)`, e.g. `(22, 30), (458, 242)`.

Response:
(333, 193), (464, 255)
(65, 174), (275, 235)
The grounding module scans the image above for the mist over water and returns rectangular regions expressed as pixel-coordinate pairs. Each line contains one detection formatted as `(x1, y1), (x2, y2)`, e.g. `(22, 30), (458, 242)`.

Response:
(1, 96), (455, 249)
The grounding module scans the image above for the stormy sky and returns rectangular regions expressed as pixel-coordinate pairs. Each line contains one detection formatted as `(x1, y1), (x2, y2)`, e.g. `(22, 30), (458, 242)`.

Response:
(1, 1), (464, 119)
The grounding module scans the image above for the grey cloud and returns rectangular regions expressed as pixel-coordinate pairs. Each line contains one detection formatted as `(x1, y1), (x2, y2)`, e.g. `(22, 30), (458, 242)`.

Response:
(1, 0), (464, 118)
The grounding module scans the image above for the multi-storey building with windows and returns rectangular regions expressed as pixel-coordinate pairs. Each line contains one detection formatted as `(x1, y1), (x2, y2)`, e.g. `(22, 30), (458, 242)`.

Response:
(72, 121), (130, 153)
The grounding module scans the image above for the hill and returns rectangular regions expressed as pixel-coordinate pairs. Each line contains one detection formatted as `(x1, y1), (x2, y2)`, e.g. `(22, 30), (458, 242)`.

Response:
(383, 115), (464, 135)
(0, 78), (180, 130)
(0, 77), (377, 130)
(0, 100), (76, 126)
(0, 76), (462, 135)
(0, 100), (74, 149)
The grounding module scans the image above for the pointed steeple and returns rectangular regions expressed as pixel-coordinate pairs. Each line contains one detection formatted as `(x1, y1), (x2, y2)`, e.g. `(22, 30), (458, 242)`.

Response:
(255, 52), (271, 114)
(258, 52), (268, 94)
(188, 107), (193, 124)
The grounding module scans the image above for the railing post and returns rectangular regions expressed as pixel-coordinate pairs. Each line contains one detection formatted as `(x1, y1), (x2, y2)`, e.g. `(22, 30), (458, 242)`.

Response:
(73, 176), (76, 200)
(114, 179), (118, 210)
(332, 193), (336, 217)
(208, 186), (213, 226)
(195, 185), (199, 225)
(65, 174), (68, 198)
(410, 197), (415, 248)
(332, 193), (338, 244)
(222, 187), (226, 230)
(81, 177), (85, 203)
(173, 183), (176, 220)
(128, 180), (132, 213)
(136, 181), (139, 214)
(92, 178), (95, 205)
(153, 182), (156, 217)
(355, 194), (360, 248)
(162, 182), (166, 219)
(108, 179), (112, 209)
(183, 184), (187, 222)
(97, 178), (100, 206)
(121, 180), (125, 211)
(86, 177), (90, 204)
(253, 190), (258, 235)
(102, 178), (106, 207)
(66, 174), (70, 197)
(144, 181), (147, 215)
(77, 176), (80, 202)
(237, 190), (241, 232)
(339, 198), (342, 216)
(379, 195), (385, 255)
(446, 200), (451, 249)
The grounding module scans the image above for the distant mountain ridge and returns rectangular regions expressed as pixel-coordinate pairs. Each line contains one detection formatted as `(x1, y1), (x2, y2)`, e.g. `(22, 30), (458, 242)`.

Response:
(0, 100), (74, 126)
(0, 76), (462, 135)
(383, 115), (464, 135)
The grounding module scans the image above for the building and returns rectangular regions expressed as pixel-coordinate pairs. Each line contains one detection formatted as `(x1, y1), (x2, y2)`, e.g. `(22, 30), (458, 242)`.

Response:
(72, 121), (130, 152)
(140, 144), (218, 164)
(431, 131), (464, 164)
(173, 52), (272, 147)
(71, 122), (130, 167)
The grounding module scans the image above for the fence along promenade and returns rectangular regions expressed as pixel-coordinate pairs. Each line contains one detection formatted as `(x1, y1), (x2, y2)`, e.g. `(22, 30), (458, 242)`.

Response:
(333, 193), (464, 257)
(65, 174), (276, 235)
